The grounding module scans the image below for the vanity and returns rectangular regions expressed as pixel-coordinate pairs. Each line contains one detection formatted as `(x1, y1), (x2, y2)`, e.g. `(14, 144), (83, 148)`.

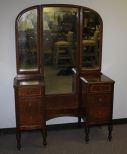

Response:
(13, 4), (115, 150)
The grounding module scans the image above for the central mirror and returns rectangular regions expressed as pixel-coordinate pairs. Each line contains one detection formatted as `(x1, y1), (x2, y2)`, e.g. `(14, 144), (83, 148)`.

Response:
(43, 7), (78, 94)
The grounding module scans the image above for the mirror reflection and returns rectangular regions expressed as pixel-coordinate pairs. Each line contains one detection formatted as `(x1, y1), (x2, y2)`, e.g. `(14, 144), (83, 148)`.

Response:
(18, 9), (38, 71)
(43, 7), (78, 94)
(82, 9), (101, 69)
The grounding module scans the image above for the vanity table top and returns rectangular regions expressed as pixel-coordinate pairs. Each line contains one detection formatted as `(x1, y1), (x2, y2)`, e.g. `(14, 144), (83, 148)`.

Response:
(80, 74), (115, 84)
(14, 78), (44, 87)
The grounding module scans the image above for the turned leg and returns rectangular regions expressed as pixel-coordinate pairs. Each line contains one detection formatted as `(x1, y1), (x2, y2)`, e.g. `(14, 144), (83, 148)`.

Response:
(85, 124), (90, 143)
(108, 124), (113, 141)
(16, 130), (21, 150)
(78, 116), (82, 127)
(41, 128), (47, 146)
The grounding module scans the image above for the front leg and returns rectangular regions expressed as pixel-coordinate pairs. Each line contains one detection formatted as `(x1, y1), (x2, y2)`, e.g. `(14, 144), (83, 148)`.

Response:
(16, 130), (21, 150)
(78, 116), (82, 127)
(85, 124), (90, 143)
(41, 128), (47, 146)
(108, 124), (113, 141)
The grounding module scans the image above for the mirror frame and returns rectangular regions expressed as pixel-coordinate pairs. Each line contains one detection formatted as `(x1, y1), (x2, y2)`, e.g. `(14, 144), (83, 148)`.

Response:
(15, 4), (103, 77)
(79, 7), (103, 75)
(15, 5), (41, 75)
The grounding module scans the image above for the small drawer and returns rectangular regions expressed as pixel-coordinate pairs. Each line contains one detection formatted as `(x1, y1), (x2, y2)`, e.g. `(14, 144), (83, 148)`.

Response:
(89, 84), (112, 93)
(18, 87), (43, 97)
(87, 94), (112, 104)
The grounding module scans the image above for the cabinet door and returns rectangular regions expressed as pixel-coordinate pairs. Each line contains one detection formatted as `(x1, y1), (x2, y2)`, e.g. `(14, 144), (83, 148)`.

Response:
(18, 97), (43, 128)
(86, 94), (112, 124)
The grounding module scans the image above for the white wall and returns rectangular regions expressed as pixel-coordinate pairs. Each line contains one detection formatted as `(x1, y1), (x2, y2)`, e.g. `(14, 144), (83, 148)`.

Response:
(0, 0), (127, 128)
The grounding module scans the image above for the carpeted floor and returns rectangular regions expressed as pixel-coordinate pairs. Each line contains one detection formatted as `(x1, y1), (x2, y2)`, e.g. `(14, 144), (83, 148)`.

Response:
(0, 124), (127, 154)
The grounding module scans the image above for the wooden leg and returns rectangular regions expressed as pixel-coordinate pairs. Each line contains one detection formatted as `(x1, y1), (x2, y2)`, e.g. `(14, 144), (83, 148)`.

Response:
(16, 130), (21, 150)
(78, 116), (82, 127)
(41, 128), (47, 146)
(85, 125), (90, 143)
(108, 124), (113, 141)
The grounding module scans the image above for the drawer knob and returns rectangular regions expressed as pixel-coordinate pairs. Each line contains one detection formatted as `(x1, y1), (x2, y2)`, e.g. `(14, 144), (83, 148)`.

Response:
(98, 98), (102, 102)
(28, 103), (31, 107)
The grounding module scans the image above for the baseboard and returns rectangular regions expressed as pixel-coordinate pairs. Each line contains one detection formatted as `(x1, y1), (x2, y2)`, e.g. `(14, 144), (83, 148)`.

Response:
(0, 118), (127, 135)
(113, 118), (127, 124)
(0, 123), (81, 135)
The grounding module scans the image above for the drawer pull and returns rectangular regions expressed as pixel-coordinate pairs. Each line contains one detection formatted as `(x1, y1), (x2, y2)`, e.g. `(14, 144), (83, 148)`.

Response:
(98, 98), (102, 102)
(28, 103), (31, 107)
(30, 116), (33, 120)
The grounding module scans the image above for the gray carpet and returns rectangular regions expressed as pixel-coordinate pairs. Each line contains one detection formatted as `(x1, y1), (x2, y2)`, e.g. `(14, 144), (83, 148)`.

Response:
(0, 124), (127, 154)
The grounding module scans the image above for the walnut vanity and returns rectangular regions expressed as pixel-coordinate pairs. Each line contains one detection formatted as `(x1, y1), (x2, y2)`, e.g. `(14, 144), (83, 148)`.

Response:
(13, 4), (115, 150)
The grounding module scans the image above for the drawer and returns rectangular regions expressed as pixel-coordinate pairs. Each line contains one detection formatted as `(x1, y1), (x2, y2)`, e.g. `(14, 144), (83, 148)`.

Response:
(89, 84), (112, 93)
(87, 94), (112, 104)
(18, 87), (43, 97)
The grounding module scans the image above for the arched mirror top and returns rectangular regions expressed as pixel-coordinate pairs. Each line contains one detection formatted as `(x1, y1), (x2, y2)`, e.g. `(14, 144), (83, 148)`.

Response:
(15, 6), (39, 75)
(81, 7), (103, 73)
(15, 4), (103, 75)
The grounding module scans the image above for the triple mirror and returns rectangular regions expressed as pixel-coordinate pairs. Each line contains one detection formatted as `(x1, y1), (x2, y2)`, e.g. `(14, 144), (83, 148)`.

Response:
(16, 5), (102, 94)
